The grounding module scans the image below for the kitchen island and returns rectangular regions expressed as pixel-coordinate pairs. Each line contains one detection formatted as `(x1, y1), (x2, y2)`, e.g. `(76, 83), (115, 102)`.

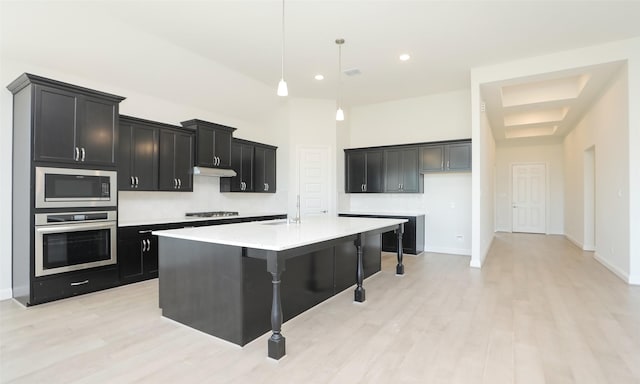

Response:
(153, 215), (406, 360)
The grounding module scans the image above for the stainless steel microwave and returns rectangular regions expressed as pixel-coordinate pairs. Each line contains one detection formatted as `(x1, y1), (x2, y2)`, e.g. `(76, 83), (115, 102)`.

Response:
(35, 167), (117, 209)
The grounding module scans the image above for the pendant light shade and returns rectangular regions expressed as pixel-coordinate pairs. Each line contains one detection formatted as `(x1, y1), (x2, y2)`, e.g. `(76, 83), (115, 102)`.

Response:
(277, 0), (288, 97)
(335, 38), (345, 121)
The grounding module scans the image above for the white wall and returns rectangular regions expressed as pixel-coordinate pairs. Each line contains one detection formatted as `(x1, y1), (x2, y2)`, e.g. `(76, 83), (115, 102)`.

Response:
(470, 37), (640, 282)
(564, 66), (630, 281)
(495, 143), (564, 235)
(345, 90), (472, 256)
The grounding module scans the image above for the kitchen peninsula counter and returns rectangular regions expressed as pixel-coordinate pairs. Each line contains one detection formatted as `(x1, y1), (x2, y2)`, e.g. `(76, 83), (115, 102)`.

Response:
(153, 215), (406, 360)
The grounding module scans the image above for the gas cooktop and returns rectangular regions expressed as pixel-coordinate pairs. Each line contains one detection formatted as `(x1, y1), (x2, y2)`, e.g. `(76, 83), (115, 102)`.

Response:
(185, 211), (240, 218)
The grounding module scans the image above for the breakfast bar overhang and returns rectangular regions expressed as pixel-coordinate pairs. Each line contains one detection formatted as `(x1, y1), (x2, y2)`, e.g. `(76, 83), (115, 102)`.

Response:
(153, 216), (406, 360)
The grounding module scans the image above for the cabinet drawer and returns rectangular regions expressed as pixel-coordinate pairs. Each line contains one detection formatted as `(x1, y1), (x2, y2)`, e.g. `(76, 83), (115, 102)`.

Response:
(32, 267), (118, 304)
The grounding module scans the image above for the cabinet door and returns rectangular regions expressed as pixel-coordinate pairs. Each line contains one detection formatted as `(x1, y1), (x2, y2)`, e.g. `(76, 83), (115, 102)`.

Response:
(214, 129), (233, 168)
(259, 145), (277, 193)
(158, 130), (177, 190)
(33, 85), (78, 163)
(420, 145), (445, 172)
(196, 126), (215, 167)
(384, 150), (402, 192)
(118, 123), (134, 190)
(174, 132), (194, 191)
(400, 148), (420, 192)
(132, 125), (159, 190)
(143, 235), (159, 277)
(78, 96), (117, 166)
(346, 151), (366, 193)
(240, 143), (254, 191)
(263, 147), (276, 192)
(365, 151), (384, 193)
(118, 235), (144, 283)
(447, 143), (472, 171)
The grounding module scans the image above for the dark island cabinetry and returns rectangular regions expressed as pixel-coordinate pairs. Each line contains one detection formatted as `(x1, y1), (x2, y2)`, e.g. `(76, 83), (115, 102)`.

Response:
(9, 73), (125, 167)
(182, 119), (236, 169)
(345, 149), (384, 193)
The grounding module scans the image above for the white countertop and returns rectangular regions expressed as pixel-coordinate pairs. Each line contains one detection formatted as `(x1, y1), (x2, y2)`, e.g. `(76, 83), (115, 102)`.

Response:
(118, 212), (287, 227)
(339, 211), (426, 217)
(153, 215), (407, 251)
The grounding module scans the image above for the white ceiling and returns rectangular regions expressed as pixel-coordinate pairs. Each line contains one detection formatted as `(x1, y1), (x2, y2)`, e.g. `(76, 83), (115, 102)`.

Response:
(3, 1), (640, 138)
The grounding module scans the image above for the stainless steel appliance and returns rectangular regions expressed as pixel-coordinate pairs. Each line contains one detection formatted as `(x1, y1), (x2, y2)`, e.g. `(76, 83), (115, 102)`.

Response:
(35, 167), (117, 209)
(34, 210), (117, 277)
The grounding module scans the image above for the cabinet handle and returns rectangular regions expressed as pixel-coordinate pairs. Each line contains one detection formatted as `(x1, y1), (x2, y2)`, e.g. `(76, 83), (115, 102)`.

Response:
(74, 147), (79, 161)
(130, 176), (135, 188)
(141, 239), (146, 252)
(135, 176), (139, 188)
(80, 147), (86, 162)
(138, 230), (153, 234)
(70, 280), (89, 286)
(217, 156), (221, 166)
(177, 178), (182, 189)
(361, 184), (365, 192)
(173, 178), (178, 188)
(146, 239), (151, 252)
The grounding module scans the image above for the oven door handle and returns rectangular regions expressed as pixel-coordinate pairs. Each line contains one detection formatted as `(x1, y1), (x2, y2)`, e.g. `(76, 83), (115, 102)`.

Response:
(35, 221), (116, 235)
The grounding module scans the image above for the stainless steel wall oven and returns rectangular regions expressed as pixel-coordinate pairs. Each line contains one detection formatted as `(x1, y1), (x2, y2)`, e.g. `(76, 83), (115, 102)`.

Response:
(34, 211), (117, 277)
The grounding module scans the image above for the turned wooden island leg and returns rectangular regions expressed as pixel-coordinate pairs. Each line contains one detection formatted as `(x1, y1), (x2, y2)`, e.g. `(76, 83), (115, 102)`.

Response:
(354, 234), (366, 302)
(267, 251), (286, 359)
(396, 223), (405, 275)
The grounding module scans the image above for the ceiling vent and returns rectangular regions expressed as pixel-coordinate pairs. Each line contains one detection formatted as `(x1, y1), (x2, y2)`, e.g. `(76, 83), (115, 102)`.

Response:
(343, 68), (361, 77)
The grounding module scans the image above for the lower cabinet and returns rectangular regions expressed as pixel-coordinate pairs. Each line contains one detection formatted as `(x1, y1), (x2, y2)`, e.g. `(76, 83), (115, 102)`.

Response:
(118, 227), (159, 284)
(32, 266), (119, 304)
(339, 213), (425, 255)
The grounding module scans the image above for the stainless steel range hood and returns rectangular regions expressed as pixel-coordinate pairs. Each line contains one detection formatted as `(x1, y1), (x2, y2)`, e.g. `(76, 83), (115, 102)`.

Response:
(193, 166), (237, 177)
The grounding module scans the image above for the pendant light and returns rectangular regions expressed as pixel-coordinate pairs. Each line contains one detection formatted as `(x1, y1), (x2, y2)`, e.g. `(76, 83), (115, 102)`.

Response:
(277, 0), (288, 96)
(335, 38), (345, 121)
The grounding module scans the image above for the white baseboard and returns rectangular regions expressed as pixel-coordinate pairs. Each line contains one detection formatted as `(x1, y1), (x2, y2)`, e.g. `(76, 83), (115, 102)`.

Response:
(564, 234), (583, 249)
(0, 288), (12, 301)
(425, 246), (471, 256)
(593, 252), (631, 283)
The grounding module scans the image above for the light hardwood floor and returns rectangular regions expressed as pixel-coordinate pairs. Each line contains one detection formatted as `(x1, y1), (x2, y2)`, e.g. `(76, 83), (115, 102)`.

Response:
(2, 233), (640, 383)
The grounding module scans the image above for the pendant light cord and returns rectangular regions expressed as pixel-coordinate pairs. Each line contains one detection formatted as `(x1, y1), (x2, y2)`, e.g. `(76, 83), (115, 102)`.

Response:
(281, 0), (285, 80)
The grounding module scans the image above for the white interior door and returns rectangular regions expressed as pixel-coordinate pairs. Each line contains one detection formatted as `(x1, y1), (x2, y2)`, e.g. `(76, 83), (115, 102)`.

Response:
(512, 163), (546, 233)
(298, 147), (330, 216)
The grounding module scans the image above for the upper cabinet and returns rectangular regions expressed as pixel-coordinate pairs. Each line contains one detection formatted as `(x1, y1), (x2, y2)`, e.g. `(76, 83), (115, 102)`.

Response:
(181, 119), (236, 169)
(158, 128), (194, 192)
(420, 140), (471, 173)
(254, 143), (277, 193)
(345, 150), (384, 193)
(118, 115), (160, 191)
(220, 138), (277, 193)
(8, 73), (125, 168)
(384, 147), (422, 193)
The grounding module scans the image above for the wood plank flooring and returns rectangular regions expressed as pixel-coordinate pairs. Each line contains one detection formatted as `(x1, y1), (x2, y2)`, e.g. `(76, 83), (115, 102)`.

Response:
(2, 233), (640, 383)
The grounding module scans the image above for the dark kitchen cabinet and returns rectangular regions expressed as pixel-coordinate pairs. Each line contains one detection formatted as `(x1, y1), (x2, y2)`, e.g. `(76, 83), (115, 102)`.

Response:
(345, 150), (384, 193)
(118, 227), (158, 284)
(384, 147), (422, 193)
(339, 213), (425, 255)
(118, 116), (159, 190)
(254, 144), (277, 193)
(159, 128), (194, 191)
(221, 139), (254, 192)
(421, 140), (471, 172)
(182, 119), (236, 169)
(8, 74), (125, 167)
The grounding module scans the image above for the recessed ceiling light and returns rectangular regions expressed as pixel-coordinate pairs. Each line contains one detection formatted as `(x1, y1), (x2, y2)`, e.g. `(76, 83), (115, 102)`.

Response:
(314, 74), (324, 80)
(399, 54), (411, 61)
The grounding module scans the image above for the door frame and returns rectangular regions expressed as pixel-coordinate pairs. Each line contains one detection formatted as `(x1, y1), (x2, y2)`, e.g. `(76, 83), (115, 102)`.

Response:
(510, 162), (549, 234)
(295, 146), (335, 217)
